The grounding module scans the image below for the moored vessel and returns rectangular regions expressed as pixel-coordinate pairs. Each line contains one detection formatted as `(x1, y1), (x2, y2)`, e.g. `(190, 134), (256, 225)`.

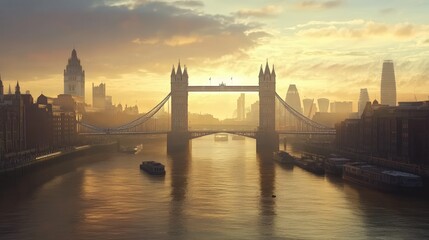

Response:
(324, 157), (352, 176)
(140, 161), (166, 175)
(273, 151), (295, 164)
(343, 162), (423, 192)
(294, 154), (324, 175)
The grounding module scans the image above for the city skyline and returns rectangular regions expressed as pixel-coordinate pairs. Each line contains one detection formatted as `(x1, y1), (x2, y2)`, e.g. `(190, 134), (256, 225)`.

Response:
(1, 0), (429, 118)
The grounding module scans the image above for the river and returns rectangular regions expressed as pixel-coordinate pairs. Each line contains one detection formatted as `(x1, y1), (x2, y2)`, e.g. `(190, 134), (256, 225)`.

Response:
(1, 136), (429, 239)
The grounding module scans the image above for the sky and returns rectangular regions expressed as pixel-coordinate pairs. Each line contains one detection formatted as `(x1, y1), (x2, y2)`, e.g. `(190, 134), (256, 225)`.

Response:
(1, 0), (429, 118)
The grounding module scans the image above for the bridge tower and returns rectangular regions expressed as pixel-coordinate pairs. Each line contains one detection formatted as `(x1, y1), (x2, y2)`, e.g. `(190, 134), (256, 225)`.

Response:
(167, 62), (190, 152)
(257, 62), (279, 152)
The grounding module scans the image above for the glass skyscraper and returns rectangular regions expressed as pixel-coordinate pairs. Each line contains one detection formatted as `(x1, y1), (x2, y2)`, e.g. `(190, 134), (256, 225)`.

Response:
(380, 60), (397, 106)
(358, 88), (370, 117)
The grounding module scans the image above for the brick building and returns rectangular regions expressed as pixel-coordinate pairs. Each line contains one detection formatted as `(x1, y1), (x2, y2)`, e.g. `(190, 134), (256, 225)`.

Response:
(0, 78), (77, 163)
(336, 100), (429, 166)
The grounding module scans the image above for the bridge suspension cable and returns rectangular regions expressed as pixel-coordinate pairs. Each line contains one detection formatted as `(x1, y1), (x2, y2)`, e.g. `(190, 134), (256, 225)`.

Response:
(275, 93), (332, 130)
(78, 93), (171, 133)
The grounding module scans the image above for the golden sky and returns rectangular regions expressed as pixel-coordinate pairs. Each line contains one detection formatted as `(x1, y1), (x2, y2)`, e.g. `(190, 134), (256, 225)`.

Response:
(1, 0), (429, 118)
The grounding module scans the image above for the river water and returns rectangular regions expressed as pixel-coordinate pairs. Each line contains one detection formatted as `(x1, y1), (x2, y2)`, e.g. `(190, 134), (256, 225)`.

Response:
(1, 136), (429, 240)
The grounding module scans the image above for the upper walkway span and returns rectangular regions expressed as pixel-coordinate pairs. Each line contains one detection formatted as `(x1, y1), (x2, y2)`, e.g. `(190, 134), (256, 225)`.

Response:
(187, 85), (259, 92)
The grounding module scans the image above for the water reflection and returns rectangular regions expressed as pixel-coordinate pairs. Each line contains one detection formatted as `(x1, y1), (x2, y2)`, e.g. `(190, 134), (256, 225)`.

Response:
(341, 183), (429, 239)
(257, 152), (276, 237)
(1, 138), (429, 239)
(168, 150), (191, 239)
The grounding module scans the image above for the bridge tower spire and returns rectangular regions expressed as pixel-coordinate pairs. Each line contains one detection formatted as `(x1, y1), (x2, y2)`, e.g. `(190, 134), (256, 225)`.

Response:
(167, 61), (189, 152)
(257, 60), (278, 152)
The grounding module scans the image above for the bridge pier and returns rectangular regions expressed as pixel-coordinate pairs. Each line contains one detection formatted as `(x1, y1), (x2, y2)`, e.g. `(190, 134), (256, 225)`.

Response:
(167, 132), (190, 153)
(256, 131), (279, 153)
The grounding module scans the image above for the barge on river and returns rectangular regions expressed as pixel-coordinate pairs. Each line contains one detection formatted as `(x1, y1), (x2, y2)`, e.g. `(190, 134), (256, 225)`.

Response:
(273, 151), (295, 165)
(343, 162), (423, 192)
(294, 153), (324, 175)
(324, 157), (352, 176)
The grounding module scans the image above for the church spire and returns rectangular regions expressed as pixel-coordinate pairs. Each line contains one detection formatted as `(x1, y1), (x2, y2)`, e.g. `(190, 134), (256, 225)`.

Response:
(8, 84), (11, 94)
(271, 64), (276, 77)
(71, 48), (77, 59)
(15, 81), (20, 95)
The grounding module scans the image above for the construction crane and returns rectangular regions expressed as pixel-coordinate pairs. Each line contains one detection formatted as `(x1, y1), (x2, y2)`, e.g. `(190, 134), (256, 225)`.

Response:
(307, 99), (314, 118)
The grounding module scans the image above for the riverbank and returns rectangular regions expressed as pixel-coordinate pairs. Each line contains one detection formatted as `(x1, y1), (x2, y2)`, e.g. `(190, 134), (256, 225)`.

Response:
(0, 142), (117, 176)
(292, 141), (429, 178)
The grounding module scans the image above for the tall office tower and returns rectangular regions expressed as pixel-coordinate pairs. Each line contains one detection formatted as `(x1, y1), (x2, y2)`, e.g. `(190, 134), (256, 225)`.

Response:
(358, 88), (370, 117)
(317, 98), (329, 112)
(285, 84), (303, 113)
(236, 93), (245, 120)
(64, 49), (85, 103)
(330, 101), (353, 113)
(302, 98), (315, 118)
(93, 83), (106, 109)
(380, 60), (396, 106)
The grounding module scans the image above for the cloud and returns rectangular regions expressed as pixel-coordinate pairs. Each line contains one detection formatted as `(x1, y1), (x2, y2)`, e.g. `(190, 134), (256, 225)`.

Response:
(235, 5), (283, 18)
(296, 20), (427, 39)
(289, 19), (364, 29)
(0, 0), (267, 81)
(132, 35), (203, 46)
(394, 23), (414, 37)
(293, 0), (344, 10)
(380, 8), (396, 15)
(174, 0), (204, 8)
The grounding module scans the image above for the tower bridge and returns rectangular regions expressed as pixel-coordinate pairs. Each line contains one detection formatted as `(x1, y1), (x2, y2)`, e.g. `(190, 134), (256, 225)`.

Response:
(78, 61), (335, 152)
(167, 62), (277, 152)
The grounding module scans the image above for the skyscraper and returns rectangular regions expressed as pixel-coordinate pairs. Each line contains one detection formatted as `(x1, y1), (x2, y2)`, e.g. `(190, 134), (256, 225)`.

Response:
(285, 84), (302, 113)
(358, 88), (370, 117)
(93, 83), (106, 109)
(330, 101), (353, 113)
(236, 93), (245, 121)
(303, 98), (316, 118)
(64, 49), (85, 103)
(317, 98), (329, 112)
(380, 60), (396, 106)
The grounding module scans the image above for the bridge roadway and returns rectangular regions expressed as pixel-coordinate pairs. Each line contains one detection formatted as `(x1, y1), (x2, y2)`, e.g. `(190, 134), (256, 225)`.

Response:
(187, 85), (259, 92)
(79, 130), (336, 136)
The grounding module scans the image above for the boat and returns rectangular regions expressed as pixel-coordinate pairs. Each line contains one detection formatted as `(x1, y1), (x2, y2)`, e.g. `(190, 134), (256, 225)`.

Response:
(119, 146), (138, 154)
(324, 157), (352, 176)
(343, 162), (423, 192)
(140, 161), (166, 175)
(232, 135), (245, 140)
(294, 154), (324, 175)
(214, 133), (228, 141)
(273, 151), (295, 164)
(119, 144), (143, 154)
